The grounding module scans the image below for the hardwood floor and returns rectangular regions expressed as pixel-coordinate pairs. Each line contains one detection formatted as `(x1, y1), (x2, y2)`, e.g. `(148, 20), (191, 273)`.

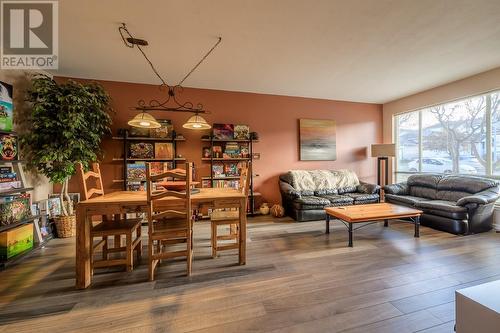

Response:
(1, 216), (500, 332)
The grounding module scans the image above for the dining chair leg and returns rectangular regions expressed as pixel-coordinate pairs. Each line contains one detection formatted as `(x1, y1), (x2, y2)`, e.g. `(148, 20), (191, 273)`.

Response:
(211, 222), (217, 258)
(187, 229), (193, 276)
(136, 225), (142, 264)
(126, 232), (132, 272)
(90, 236), (94, 277)
(148, 240), (155, 281)
(102, 236), (108, 261)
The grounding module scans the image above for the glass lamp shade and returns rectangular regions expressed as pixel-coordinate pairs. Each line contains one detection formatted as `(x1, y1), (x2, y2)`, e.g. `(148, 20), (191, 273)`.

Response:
(182, 114), (211, 130)
(127, 112), (161, 129)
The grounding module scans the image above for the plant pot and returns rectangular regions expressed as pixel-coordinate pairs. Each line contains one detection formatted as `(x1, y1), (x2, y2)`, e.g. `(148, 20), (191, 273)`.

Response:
(54, 215), (76, 238)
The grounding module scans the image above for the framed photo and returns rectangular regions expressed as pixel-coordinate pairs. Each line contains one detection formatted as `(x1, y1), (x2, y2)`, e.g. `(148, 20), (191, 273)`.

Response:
(154, 142), (173, 159)
(47, 197), (62, 218)
(0, 134), (18, 161)
(299, 119), (337, 161)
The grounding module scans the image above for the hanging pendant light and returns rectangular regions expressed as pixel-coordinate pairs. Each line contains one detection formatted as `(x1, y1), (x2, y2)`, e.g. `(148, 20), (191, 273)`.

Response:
(127, 112), (161, 129)
(182, 114), (211, 130)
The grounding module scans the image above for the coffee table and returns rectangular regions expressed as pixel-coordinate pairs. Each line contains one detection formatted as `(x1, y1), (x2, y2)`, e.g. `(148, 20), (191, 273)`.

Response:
(324, 203), (423, 247)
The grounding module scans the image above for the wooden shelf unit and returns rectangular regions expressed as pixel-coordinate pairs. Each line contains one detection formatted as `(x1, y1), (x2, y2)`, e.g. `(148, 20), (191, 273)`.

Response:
(114, 129), (186, 190)
(0, 131), (40, 268)
(201, 136), (257, 215)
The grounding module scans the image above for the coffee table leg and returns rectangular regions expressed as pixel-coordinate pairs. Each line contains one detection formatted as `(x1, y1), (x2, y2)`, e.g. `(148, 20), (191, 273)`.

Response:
(326, 214), (330, 234)
(384, 219), (388, 227)
(348, 222), (353, 247)
(414, 216), (420, 238)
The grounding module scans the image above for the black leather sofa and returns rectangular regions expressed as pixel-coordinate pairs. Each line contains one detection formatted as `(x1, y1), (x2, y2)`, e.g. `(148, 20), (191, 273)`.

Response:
(384, 174), (500, 234)
(279, 170), (380, 222)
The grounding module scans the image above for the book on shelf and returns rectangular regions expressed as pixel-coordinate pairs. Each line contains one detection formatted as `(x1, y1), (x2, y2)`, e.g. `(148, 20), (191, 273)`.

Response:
(223, 163), (239, 177)
(150, 161), (173, 175)
(212, 179), (240, 189)
(154, 142), (174, 159)
(0, 134), (18, 161)
(0, 181), (21, 191)
(127, 162), (146, 181)
(212, 163), (224, 177)
(0, 172), (16, 182)
(234, 124), (250, 140)
(129, 142), (154, 159)
(223, 141), (240, 158)
(213, 123), (234, 140)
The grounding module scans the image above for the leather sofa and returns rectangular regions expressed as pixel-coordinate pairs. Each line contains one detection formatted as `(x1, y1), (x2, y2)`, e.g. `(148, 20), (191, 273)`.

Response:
(279, 170), (380, 222)
(384, 174), (500, 234)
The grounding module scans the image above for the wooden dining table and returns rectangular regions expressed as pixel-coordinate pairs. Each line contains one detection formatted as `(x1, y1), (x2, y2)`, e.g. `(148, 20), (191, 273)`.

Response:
(75, 188), (247, 289)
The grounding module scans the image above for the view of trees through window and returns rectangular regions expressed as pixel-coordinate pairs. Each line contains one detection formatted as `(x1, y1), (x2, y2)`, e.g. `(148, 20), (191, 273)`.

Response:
(395, 91), (500, 180)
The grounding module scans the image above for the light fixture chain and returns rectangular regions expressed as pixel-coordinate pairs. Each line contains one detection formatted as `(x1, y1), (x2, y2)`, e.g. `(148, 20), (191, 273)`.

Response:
(177, 37), (222, 86)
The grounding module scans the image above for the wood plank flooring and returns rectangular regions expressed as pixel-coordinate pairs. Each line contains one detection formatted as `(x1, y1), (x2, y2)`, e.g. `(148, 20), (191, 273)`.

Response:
(1, 216), (500, 332)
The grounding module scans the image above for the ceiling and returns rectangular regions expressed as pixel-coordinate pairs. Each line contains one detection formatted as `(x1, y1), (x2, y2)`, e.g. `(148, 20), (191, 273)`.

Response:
(55, 0), (500, 104)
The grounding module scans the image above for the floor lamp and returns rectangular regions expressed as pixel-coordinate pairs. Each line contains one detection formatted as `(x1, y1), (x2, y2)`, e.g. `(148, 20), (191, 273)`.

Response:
(371, 144), (396, 187)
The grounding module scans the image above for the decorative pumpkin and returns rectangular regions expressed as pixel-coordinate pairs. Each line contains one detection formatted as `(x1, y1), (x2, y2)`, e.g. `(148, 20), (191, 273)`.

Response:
(259, 203), (270, 215)
(270, 204), (285, 218)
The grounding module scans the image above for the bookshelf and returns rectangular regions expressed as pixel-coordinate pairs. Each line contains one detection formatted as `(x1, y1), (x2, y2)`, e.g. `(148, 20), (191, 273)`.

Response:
(201, 137), (257, 215)
(0, 131), (41, 268)
(112, 129), (185, 190)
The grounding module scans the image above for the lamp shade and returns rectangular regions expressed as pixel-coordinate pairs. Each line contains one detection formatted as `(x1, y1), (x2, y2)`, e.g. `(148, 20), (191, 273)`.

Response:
(182, 114), (211, 130)
(128, 112), (161, 129)
(371, 144), (396, 157)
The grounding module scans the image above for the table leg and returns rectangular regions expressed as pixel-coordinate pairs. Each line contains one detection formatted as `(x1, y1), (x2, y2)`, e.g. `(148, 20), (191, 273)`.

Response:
(348, 222), (353, 247)
(76, 206), (91, 289)
(326, 214), (330, 234)
(414, 216), (420, 238)
(384, 219), (388, 227)
(239, 197), (247, 265)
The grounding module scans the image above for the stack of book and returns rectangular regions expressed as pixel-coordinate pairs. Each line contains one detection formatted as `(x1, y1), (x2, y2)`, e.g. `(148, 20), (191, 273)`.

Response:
(0, 167), (20, 192)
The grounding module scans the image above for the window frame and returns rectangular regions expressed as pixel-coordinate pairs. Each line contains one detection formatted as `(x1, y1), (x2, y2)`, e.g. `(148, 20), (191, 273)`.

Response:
(393, 90), (500, 181)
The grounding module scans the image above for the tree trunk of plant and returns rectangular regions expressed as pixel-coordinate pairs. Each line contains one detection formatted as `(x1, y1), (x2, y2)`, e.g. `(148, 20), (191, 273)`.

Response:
(64, 178), (74, 216)
(60, 179), (69, 216)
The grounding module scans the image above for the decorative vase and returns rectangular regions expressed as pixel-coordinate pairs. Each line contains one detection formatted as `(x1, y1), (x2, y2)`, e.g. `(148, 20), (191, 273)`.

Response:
(259, 203), (270, 215)
(54, 215), (76, 238)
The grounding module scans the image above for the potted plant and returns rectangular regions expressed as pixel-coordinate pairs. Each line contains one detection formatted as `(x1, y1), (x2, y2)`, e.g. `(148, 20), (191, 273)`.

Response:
(19, 75), (112, 237)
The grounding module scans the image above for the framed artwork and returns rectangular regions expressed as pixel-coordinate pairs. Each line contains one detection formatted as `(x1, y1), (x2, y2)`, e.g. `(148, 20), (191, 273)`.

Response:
(150, 119), (173, 138)
(129, 142), (154, 159)
(0, 81), (13, 132)
(299, 119), (337, 161)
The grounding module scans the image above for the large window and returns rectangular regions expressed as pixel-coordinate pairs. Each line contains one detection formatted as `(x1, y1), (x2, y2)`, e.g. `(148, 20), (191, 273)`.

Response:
(395, 91), (500, 181)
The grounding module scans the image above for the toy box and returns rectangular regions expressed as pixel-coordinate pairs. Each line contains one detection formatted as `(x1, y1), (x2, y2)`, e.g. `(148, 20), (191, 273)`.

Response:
(0, 223), (33, 260)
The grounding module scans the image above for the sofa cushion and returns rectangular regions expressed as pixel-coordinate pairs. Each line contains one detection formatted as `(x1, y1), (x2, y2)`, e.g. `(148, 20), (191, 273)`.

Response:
(437, 175), (498, 194)
(436, 190), (471, 202)
(319, 194), (354, 206)
(292, 196), (331, 210)
(407, 174), (443, 188)
(384, 194), (431, 206)
(415, 200), (468, 220)
(346, 193), (379, 203)
(314, 188), (338, 196)
(338, 186), (358, 194)
(409, 186), (438, 200)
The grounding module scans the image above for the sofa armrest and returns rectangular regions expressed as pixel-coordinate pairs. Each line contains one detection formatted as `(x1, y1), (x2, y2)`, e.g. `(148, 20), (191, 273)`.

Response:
(383, 182), (409, 195)
(357, 181), (380, 194)
(279, 180), (301, 199)
(456, 188), (500, 207)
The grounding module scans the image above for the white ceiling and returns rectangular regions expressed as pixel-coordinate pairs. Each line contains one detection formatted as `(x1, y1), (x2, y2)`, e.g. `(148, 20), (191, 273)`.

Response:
(55, 0), (500, 104)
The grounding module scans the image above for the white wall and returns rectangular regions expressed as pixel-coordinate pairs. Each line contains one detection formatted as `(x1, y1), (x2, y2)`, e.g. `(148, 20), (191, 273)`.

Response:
(0, 70), (52, 201)
(382, 66), (500, 182)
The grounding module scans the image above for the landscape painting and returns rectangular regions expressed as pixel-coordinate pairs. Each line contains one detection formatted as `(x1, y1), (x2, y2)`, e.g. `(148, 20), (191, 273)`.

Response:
(299, 119), (337, 161)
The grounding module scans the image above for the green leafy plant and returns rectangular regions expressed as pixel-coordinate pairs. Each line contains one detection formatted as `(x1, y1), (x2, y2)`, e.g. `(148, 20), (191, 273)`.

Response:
(20, 75), (112, 216)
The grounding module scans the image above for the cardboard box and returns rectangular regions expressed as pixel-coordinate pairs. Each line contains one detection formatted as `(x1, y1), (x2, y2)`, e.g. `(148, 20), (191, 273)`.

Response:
(0, 223), (33, 259)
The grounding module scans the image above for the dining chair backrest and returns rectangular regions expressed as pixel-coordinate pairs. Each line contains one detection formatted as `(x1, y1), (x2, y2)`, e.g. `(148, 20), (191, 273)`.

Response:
(238, 161), (251, 196)
(76, 162), (105, 201)
(145, 162), (193, 233)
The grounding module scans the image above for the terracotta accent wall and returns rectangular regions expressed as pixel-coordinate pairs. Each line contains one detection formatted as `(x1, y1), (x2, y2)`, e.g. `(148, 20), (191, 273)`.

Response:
(57, 78), (382, 205)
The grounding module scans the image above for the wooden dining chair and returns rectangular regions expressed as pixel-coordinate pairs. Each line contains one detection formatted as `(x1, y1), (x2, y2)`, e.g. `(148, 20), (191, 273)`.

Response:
(210, 161), (250, 258)
(145, 162), (194, 281)
(76, 163), (142, 273)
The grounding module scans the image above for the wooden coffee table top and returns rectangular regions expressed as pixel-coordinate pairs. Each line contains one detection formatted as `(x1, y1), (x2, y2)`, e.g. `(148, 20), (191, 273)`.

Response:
(325, 203), (422, 223)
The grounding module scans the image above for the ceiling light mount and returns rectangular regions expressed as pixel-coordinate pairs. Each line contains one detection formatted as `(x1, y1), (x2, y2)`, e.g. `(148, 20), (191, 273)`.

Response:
(119, 23), (220, 129)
